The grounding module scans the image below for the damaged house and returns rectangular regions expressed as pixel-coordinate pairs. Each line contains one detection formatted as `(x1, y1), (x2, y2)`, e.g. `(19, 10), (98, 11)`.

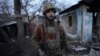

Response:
(59, 1), (93, 43)
(59, 1), (100, 56)
(0, 21), (17, 43)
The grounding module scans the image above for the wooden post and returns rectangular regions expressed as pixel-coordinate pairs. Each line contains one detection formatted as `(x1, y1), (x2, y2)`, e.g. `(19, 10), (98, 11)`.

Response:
(14, 0), (25, 50)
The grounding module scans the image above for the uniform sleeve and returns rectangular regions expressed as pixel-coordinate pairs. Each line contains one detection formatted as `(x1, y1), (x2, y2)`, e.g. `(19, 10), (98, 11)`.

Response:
(59, 25), (68, 47)
(32, 24), (44, 47)
(31, 25), (41, 49)
(59, 25), (65, 35)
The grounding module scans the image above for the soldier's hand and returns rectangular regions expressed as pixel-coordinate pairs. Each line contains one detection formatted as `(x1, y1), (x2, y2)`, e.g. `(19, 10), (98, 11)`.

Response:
(38, 49), (46, 56)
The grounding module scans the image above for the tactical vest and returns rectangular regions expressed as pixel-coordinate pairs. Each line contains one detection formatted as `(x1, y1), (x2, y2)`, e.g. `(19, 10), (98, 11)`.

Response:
(43, 19), (61, 49)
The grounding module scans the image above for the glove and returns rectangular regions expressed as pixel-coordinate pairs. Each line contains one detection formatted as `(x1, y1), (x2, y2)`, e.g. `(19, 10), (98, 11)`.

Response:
(38, 49), (46, 56)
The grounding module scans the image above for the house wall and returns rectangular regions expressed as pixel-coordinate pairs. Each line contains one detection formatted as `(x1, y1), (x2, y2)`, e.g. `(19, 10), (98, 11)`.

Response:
(60, 11), (78, 40)
(81, 5), (93, 42)
(75, 6), (83, 40)
(60, 5), (93, 42)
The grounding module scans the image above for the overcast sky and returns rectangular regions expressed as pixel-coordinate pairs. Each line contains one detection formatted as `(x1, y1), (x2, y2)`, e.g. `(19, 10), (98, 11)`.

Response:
(0, 0), (81, 15)
(29, 0), (81, 10)
(28, 0), (81, 15)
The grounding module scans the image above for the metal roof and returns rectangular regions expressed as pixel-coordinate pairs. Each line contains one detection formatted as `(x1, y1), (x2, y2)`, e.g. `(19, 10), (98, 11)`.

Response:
(0, 21), (17, 27)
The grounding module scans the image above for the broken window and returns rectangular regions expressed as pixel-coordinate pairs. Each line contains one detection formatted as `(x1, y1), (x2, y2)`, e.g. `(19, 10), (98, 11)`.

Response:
(68, 16), (72, 26)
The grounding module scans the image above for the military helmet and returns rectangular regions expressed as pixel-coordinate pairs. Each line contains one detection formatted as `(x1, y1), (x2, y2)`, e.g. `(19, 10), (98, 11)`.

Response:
(43, 3), (56, 15)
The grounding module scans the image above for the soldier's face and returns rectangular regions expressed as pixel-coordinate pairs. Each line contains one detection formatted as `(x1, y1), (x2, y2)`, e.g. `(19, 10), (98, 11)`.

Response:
(46, 10), (55, 21)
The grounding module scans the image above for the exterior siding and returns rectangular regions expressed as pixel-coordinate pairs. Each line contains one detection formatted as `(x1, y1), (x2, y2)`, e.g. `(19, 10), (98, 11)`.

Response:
(82, 5), (93, 42)
(60, 5), (93, 42)
(60, 11), (78, 40)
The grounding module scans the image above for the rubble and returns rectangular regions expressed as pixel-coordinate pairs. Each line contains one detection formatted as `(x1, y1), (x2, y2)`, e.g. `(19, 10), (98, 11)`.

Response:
(89, 48), (100, 56)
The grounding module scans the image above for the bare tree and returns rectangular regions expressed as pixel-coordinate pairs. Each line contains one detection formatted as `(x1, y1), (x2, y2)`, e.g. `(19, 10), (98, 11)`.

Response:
(0, 0), (12, 19)
(21, 0), (35, 37)
(21, 0), (48, 37)
(21, 0), (49, 22)
(0, 0), (14, 43)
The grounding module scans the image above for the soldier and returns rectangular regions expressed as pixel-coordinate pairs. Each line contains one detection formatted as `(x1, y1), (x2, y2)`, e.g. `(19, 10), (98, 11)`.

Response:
(32, 3), (66, 56)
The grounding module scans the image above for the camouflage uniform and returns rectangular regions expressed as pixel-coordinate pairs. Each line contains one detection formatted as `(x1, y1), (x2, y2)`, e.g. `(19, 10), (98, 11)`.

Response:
(32, 3), (66, 56)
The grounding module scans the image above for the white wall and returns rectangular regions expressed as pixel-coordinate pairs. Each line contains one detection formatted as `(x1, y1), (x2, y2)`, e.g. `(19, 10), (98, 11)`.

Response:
(60, 5), (93, 42)
(81, 5), (93, 42)
(60, 11), (78, 40)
